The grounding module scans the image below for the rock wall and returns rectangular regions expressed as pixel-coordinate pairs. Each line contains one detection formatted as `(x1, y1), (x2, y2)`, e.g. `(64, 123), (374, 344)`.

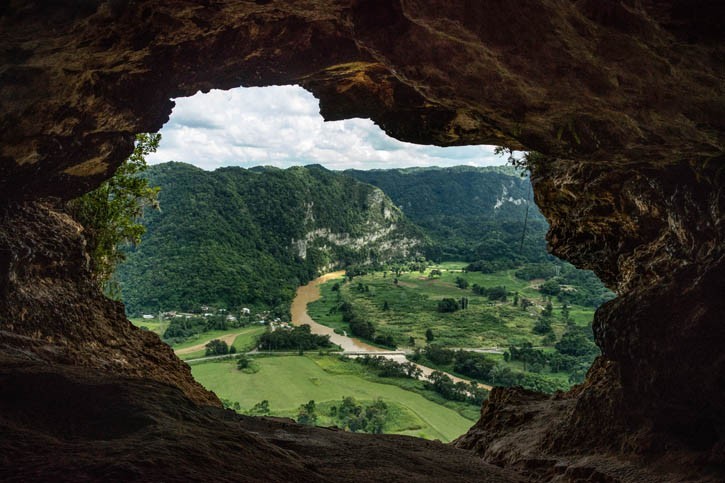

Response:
(0, 201), (219, 406)
(1, 1), (723, 480)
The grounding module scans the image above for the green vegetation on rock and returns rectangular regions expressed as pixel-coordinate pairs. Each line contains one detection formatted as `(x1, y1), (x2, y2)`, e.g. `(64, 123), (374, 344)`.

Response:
(345, 166), (548, 263)
(117, 163), (426, 316)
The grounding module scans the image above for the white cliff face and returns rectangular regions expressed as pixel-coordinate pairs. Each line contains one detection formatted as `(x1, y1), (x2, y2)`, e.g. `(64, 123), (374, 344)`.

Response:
(292, 188), (422, 262)
(493, 184), (528, 209)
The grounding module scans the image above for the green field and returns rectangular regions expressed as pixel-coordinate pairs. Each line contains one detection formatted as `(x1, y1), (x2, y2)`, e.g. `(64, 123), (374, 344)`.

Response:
(129, 319), (267, 360)
(175, 326), (267, 360)
(308, 263), (596, 349)
(129, 317), (168, 337)
(191, 355), (476, 442)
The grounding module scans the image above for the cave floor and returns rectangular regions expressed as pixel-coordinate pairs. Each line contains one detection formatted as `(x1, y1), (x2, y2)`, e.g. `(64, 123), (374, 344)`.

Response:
(0, 355), (523, 483)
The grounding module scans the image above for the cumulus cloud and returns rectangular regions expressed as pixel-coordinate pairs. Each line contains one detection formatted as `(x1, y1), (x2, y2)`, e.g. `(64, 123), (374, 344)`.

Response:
(148, 85), (507, 171)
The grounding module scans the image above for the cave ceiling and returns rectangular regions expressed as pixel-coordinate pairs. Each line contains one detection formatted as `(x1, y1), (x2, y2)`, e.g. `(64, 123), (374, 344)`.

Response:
(0, 2), (723, 480)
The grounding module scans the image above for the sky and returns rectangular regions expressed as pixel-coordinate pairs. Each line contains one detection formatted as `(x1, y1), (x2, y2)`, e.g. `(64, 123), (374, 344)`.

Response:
(147, 85), (506, 171)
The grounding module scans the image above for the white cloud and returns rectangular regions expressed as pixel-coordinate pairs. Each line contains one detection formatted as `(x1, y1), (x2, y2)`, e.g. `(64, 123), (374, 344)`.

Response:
(148, 85), (507, 171)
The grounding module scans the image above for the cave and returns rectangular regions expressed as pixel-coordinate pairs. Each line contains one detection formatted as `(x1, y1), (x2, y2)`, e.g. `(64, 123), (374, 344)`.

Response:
(1, 1), (723, 482)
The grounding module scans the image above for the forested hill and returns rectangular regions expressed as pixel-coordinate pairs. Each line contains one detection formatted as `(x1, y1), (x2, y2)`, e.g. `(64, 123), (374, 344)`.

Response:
(345, 166), (550, 263)
(116, 162), (426, 316)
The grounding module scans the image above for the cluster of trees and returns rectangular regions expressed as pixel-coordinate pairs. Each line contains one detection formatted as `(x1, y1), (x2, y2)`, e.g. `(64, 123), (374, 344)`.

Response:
(355, 355), (422, 379)
(257, 324), (332, 351)
(471, 284), (508, 301)
(466, 259), (518, 274)
(437, 297), (462, 313)
(412, 345), (496, 381)
(246, 400), (270, 415)
(205, 339), (235, 356)
(296, 400), (318, 425)
(67, 133), (161, 296)
(329, 397), (389, 434)
(411, 344), (588, 393)
(454, 276), (469, 289)
(425, 371), (488, 405)
(506, 327), (599, 384)
(340, 301), (397, 348)
(532, 301), (554, 336)
(513, 261), (614, 309)
(555, 264), (615, 308)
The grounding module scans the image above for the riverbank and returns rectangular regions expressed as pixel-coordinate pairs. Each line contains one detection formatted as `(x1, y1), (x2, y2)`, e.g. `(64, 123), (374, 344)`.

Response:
(291, 271), (491, 390)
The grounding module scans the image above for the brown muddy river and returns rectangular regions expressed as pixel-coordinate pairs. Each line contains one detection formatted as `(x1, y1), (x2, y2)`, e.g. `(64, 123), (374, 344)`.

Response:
(290, 271), (382, 352)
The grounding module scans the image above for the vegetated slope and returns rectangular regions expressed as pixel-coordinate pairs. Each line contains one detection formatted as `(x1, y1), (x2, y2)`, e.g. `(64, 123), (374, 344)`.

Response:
(116, 163), (426, 316)
(345, 166), (549, 263)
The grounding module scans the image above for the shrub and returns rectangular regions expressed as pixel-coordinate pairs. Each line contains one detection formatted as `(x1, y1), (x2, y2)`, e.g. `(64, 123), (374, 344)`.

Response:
(437, 298), (460, 313)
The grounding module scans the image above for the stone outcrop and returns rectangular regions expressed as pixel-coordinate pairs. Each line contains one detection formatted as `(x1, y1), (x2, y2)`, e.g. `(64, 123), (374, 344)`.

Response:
(0, 354), (523, 483)
(0, 201), (218, 407)
(0, 1), (723, 481)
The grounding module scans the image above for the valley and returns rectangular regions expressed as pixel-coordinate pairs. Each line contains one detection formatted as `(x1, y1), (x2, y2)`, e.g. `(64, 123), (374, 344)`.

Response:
(125, 164), (611, 441)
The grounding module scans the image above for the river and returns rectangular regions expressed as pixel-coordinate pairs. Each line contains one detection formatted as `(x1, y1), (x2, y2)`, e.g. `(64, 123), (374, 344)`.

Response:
(291, 271), (492, 390)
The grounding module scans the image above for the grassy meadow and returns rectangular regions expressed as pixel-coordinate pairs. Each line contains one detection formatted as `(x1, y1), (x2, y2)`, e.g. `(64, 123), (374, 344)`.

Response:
(190, 354), (476, 442)
(129, 317), (168, 337)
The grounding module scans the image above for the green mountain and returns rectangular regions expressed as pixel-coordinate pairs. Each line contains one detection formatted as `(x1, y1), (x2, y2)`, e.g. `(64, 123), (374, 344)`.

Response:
(345, 166), (549, 263)
(116, 163), (426, 316)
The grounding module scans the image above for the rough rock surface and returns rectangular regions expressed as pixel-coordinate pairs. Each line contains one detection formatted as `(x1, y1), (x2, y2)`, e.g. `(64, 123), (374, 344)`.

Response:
(0, 1), (723, 481)
(0, 355), (524, 483)
(0, 201), (218, 406)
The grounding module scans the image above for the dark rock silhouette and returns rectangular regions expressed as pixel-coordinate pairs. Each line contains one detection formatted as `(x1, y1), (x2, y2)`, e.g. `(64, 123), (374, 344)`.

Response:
(0, 1), (722, 481)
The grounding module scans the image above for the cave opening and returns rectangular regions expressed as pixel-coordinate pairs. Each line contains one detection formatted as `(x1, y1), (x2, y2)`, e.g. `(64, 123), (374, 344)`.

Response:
(1, 2), (723, 481)
(110, 84), (613, 443)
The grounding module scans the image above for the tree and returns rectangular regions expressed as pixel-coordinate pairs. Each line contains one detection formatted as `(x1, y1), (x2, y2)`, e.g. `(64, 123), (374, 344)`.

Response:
(539, 279), (561, 296)
(429, 269), (442, 278)
(297, 400), (317, 425)
(542, 301), (553, 318)
(364, 399), (388, 434)
(205, 339), (229, 356)
(555, 328), (598, 357)
(437, 298), (460, 313)
(455, 277), (469, 289)
(486, 286), (508, 301)
(533, 316), (553, 334)
(67, 133), (160, 291)
(425, 328), (435, 342)
(561, 302), (570, 321)
(250, 400), (270, 415)
(236, 355), (251, 370)
(424, 345), (455, 365)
